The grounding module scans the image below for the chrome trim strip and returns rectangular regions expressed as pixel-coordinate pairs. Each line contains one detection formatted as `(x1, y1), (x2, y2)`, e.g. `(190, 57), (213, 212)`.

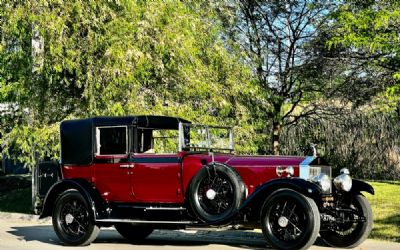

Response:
(299, 156), (315, 180)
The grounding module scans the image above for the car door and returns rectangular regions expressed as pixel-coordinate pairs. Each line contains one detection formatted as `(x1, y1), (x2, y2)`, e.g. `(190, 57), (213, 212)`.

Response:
(92, 126), (135, 202)
(129, 127), (184, 203)
(130, 153), (184, 203)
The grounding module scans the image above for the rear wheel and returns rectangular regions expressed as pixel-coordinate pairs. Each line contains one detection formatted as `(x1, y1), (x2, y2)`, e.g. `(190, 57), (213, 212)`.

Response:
(188, 163), (245, 222)
(52, 189), (99, 246)
(260, 189), (320, 250)
(115, 223), (153, 242)
(320, 194), (372, 248)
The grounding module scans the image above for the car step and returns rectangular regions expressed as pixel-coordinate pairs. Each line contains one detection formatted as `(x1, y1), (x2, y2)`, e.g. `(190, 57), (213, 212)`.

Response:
(116, 204), (187, 211)
(133, 206), (186, 211)
(96, 218), (197, 224)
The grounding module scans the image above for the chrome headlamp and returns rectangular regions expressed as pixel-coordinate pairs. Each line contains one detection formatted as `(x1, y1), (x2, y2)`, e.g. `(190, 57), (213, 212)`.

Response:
(333, 168), (352, 192)
(312, 173), (331, 192)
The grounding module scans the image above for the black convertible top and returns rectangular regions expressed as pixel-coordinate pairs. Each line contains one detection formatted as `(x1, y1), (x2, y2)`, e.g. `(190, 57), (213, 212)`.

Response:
(60, 116), (190, 165)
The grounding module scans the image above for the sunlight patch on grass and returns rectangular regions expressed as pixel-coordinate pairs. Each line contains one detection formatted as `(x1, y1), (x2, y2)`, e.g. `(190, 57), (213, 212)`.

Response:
(366, 181), (400, 242)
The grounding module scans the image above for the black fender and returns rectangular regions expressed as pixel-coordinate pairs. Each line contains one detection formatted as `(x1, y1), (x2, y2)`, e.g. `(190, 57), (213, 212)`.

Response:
(240, 178), (323, 210)
(39, 179), (107, 221)
(205, 178), (322, 226)
(350, 179), (374, 195)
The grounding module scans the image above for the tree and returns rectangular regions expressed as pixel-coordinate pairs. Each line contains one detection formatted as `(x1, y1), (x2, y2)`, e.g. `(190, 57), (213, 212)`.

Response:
(0, 0), (256, 168)
(328, 0), (400, 110)
(215, 0), (338, 154)
(281, 111), (400, 180)
(281, 0), (400, 180)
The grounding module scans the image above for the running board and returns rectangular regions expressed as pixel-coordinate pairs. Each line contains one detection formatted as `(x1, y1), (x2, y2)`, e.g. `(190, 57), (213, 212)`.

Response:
(131, 206), (186, 211)
(115, 204), (186, 211)
(96, 219), (197, 224)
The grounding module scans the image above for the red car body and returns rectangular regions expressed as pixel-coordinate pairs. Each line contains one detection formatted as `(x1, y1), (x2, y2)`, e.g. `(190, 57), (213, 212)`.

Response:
(36, 116), (374, 250)
(62, 153), (305, 204)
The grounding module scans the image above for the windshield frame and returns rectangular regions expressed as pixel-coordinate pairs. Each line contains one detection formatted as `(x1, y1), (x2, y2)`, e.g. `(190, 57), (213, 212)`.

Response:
(178, 122), (234, 153)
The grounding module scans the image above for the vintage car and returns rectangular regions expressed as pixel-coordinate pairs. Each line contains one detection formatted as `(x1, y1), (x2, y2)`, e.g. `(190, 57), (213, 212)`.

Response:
(35, 115), (374, 250)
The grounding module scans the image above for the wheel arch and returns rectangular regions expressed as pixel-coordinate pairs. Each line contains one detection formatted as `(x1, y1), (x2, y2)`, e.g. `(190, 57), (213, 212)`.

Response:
(39, 179), (106, 221)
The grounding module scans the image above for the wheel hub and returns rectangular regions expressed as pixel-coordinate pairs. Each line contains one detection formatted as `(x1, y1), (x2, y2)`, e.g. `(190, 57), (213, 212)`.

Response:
(278, 216), (289, 228)
(65, 213), (74, 225)
(206, 189), (217, 200)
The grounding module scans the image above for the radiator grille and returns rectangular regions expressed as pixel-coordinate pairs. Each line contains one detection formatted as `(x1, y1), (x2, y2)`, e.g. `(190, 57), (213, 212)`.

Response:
(309, 165), (332, 193)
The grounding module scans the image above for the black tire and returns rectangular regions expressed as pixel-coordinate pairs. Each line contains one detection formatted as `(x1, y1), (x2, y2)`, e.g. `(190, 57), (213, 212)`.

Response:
(188, 163), (246, 222)
(320, 194), (373, 248)
(115, 223), (153, 242)
(260, 189), (320, 250)
(52, 189), (100, 246)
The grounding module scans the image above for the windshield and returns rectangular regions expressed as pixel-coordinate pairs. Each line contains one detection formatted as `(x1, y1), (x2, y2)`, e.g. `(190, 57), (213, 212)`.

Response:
(178, 123), (234, 153)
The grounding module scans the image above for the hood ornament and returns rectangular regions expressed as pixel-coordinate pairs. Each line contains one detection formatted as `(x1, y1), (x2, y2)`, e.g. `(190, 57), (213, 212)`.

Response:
(310, 143), (318, 157)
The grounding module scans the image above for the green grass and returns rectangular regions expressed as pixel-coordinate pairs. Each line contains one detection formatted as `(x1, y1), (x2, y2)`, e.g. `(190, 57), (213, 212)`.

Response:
(0, 187), (32, 213)
(0, 174), (32, 214)
(365, 181), (400, 242)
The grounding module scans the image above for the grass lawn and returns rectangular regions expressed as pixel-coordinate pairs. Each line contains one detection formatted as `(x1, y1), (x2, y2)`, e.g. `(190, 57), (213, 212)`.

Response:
(366, 181), (400, 242)
(0, 187), (31, 213)
(0, 174), (32, 214)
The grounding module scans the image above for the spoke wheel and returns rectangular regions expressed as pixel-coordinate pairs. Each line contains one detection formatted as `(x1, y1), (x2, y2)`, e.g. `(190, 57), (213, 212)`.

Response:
(320, 194), (372, 248)
(197, 171), (234, 215)
(261, 189), (320, 250)
(52, 189), (99, 246)
(189, 163), (245, 222)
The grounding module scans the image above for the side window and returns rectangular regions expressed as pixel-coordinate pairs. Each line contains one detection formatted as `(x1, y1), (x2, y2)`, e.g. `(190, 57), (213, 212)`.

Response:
(96, 126), (127, 155)
(153, 129), (179, 153)
(137, 128), (178, 154)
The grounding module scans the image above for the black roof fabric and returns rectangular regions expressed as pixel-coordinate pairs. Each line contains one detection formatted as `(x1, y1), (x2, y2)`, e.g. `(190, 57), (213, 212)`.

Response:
(60, 115), (190, 165)
(60, 118), (93, 165)
(91, 115), (190, 129)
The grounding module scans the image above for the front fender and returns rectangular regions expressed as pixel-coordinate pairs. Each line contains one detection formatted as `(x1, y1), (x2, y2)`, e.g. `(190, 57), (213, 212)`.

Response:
(206, 178), (322, 226)
(39, 179), (107, 220)
(241, 178), (323, 209)
(351, 179), (374, 195)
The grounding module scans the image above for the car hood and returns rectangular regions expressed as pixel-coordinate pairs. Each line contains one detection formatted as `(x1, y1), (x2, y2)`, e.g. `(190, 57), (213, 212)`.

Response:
(223, 155), (308, 167)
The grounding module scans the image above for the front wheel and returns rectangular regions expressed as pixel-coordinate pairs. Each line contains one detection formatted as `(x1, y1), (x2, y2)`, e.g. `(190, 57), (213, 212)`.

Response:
(260, 189), (320, 250)
(52, 189), (99, 246)
(320, 194), (372, 248)
(115, 223), (153, 242)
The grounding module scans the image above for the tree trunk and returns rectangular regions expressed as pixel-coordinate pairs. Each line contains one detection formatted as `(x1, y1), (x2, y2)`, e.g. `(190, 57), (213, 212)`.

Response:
(271, 121), (281, 155)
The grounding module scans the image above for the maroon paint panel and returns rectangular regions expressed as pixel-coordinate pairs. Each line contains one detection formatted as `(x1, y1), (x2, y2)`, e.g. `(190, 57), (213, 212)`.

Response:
(131, 153), (183, 203)
(62, 152), (306, 205)
(181, 154), (305, 198)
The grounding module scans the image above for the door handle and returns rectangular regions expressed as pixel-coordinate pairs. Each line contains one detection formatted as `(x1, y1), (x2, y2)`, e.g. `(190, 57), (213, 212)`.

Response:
(120, 164), (134, 168)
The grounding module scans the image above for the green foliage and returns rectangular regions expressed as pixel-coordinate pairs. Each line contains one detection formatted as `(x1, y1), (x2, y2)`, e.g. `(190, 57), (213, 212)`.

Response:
(329, 1), (400, 53)
(214, 0), (340, 154)
(0, 0), (257, 168)
(329, 1), (400, 97)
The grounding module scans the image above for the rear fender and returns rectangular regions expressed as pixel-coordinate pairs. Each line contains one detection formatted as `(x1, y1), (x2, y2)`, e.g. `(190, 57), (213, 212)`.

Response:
(39, 179), (107, 221)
